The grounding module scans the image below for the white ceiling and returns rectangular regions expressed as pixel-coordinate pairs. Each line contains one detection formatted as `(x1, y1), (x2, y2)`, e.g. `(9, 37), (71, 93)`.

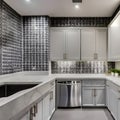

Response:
(4, 0), (120, 17)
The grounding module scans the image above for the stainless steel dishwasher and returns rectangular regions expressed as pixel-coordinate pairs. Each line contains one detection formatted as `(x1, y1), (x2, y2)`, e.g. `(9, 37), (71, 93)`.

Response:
(57, 80), (81, 108)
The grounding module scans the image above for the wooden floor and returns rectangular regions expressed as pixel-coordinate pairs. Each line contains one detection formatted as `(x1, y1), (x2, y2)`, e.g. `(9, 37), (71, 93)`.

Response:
(51, 108), (114, 120)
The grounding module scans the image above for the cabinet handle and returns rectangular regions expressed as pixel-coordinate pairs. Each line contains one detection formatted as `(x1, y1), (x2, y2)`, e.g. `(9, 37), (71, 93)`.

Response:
(94, 53), (98, 60)
(92, 89), (94, 97)
(30, 107), (34, 120)
(93, 89), (96, 97)
(34, 104), (38, 114)
(118, 98), (120, 100)
(118, 90), (120, 93)
(106, 85), (109, 87)
(50, 91), (53, 100)
(63, 53), (67, 59)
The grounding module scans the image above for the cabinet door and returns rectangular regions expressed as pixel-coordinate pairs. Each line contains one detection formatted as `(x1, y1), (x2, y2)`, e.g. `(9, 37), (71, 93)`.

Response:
(66, 30), (80, 60)
(50, 29), (66, 60)
(19, 112), (29, 120)
(106, 86), (110, 109)
(43, 94), (50, 120)
(50, 87), (55, 116)
(33, 101), (43, 120)
(81, 29), (96, 60)
(109, 88), (118, 120)
(108, 14), (120, 61)
(96, 29), (107, 60)
(118, 98), (120, 120)
(82, 87), (94, 106)
(95, 88), (105, 106)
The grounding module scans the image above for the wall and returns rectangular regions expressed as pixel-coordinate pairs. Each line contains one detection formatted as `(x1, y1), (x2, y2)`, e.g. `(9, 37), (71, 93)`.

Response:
(115, 62), (120, 69)
(0, 0), (2, 74)
(0, 1), (22, 75)
(50, 17), (111, 27)
(23, 16), (50, 71)
(112, 5), (120, 20)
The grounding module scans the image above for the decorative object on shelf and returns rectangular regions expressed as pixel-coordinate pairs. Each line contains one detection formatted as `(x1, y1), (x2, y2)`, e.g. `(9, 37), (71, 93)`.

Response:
(110, 69), (120, 77)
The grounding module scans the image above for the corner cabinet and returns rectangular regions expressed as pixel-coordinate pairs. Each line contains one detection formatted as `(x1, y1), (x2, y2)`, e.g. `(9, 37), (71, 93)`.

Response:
(106, 81), (120, 120)
(50, 28), (80, 60)
(81, 29), (107, 61)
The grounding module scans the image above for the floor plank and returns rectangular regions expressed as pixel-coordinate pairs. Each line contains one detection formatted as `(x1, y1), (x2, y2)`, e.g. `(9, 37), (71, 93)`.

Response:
(51, 108), (114, 120)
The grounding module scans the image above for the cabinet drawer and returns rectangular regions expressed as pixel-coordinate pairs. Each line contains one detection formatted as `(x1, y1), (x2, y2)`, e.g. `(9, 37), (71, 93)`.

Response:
(82, 79), (105, 87)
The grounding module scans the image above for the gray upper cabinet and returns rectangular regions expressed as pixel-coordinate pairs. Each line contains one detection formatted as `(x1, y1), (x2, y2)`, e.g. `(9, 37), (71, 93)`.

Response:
(50, 28), (80, 60)
(81, 28), (107, 61)
(66, 30), (80, 60)
(82, 87), (95, 106)
(50, 27), (107, 61)
(50, 29), (66, 60)
(81, 29), (96, 60)
(108, 13), (120, 61)
(96, 29), (107, 61)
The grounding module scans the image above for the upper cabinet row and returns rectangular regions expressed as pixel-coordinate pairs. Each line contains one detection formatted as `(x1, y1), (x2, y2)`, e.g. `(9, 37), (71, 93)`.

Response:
(108, 12), (120, 61)
(50, 28), (107, 61)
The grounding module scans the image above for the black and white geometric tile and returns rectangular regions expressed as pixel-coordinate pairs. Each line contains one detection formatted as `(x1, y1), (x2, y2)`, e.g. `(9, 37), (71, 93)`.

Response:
(0, 1), (22, 74)
(0, 0), (2, 74)
(23, 16), (50, 71)
(50, 17), (111, 27)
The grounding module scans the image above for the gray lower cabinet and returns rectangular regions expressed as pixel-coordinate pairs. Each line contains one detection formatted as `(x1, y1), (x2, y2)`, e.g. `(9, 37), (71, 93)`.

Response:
(82, 87), (105, 106)
(106, 81), (120, 120)
(82, 87), (94, 106)
(118, 99), (120, 120)
(49, 87), (55, 116)
(95, 87), (106, 106)
(109, 88), (118, 120)
(82, 79), (105, 107)
(43, 94), (50, 120)
(19, 82), (55, 120)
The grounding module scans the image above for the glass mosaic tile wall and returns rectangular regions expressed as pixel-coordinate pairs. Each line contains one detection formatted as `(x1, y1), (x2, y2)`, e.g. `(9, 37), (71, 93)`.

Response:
(51, 61), (115, 74)
(50, 17), (111, 27)
(0, 1), (22, 74)
(0, 0), (2, 74)
(23, 16), (50, 71)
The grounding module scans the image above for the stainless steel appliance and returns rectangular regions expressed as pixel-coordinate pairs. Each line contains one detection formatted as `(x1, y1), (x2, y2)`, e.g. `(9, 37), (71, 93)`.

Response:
(57, 80), (81, 108)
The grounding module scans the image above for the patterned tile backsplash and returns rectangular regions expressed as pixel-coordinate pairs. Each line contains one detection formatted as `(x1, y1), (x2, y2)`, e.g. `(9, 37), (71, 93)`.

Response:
(51, 61), (115, 74)
(23, 16), (50, 71)
(0, 1), (22, 74)
(50, 17), (111, 27)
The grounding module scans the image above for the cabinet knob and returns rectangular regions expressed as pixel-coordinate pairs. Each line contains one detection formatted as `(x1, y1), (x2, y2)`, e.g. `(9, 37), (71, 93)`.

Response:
(118, 98), (120, 100)
(94, 53), (98, 60)
(63, 53), (67, 59)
